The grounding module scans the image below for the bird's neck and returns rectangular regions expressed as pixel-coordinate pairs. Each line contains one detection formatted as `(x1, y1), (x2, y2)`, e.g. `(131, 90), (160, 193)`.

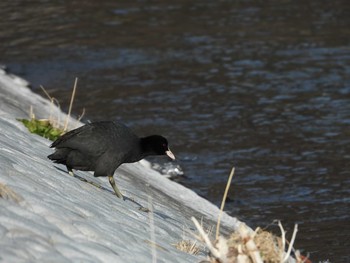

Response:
(139, 137), (156, 156)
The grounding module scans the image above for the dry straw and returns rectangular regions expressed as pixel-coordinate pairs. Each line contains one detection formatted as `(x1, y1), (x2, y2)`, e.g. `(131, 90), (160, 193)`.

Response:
(64, 77), (78, 132)
(40, 85), (61, 128)
(39, 78), (84, 133)
(216, 167), (235, 240)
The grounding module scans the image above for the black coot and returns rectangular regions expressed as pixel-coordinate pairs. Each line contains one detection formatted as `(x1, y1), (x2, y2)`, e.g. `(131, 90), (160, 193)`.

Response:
(48, 121), (175, 199)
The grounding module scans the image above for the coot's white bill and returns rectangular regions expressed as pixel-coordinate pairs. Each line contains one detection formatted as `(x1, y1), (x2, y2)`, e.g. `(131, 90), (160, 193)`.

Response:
(166, 149), (175, 160)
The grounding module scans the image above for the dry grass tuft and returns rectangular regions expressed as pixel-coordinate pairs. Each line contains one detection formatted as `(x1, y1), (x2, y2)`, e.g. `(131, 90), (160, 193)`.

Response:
(253, 228), (283, 262)
(226, 226), (284, 263)
(20, 78), (84, 141)
(184, 166), (308, 263)
(192, 217), (304, 263)
(0, 182), (24, 203)
(174, 239), (201, 255)
(174, 220), (213, 256)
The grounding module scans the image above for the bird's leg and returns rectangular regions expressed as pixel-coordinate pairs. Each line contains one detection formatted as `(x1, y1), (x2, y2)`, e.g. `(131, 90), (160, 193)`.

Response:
(108, 176), (124, 200)
(67, 167), (74, 177)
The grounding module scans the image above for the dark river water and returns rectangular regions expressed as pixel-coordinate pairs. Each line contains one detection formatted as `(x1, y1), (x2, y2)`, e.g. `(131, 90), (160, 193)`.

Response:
(1, 1), (350, 262)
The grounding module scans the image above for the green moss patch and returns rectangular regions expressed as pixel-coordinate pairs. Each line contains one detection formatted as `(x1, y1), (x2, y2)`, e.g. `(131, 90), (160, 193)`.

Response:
(18, 118), (63, 141)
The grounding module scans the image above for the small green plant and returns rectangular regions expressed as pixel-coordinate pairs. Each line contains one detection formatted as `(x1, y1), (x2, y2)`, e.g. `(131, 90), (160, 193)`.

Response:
(18, 118), (64, 141)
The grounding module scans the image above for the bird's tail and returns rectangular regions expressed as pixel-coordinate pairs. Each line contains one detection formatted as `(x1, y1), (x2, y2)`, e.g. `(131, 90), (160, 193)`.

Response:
(47, 148), (70, 165)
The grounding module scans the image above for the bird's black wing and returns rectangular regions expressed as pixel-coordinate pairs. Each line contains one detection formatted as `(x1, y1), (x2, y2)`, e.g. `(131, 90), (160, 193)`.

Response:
(50, 122), (110, 157)
(50, 124), (87, 148)
(50, 121), (139, 159)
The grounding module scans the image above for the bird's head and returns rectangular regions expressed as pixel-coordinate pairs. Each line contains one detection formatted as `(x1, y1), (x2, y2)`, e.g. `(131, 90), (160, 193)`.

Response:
(141, 135), (175, 160)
